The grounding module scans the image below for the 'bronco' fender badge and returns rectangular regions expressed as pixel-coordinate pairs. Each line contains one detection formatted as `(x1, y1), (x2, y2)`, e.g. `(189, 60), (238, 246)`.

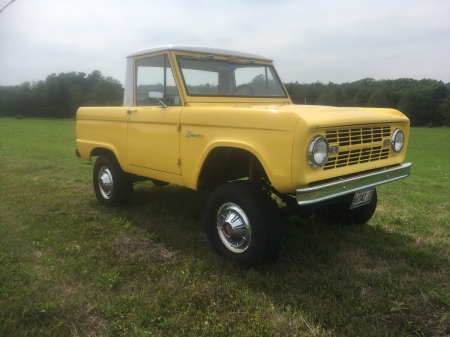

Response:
(185, 131), (204, 138)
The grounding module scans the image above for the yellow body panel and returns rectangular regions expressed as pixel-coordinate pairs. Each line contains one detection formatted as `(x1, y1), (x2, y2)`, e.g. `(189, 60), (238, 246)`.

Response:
(290, 106), (410, 190)
(76, 48), (411, 195)
(179, 104), (299, 191)
(127, 106), (182, 175)
(76, 107), (129, 167)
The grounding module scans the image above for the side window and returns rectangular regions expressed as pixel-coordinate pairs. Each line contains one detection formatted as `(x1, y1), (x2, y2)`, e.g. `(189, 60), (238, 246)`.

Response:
(135, 54), (181, 106)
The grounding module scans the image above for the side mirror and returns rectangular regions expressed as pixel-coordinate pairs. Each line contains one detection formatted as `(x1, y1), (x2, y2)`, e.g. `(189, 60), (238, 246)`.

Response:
(148, 91), (163, 99)
(148, 91), (167, 108)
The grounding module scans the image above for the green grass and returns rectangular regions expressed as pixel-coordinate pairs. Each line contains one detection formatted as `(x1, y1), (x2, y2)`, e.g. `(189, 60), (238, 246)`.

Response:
(0, 119), (449, 336)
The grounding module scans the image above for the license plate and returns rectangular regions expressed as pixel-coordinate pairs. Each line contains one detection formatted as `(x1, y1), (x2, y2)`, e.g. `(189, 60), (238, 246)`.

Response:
(350, 189), (374, 209)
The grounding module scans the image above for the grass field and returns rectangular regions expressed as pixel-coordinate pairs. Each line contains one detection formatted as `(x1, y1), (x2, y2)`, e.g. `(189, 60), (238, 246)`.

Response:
(0, 118), (449, 336)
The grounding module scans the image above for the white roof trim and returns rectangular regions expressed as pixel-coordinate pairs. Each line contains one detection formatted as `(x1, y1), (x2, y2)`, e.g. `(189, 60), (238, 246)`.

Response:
(126, 45), (273, 62)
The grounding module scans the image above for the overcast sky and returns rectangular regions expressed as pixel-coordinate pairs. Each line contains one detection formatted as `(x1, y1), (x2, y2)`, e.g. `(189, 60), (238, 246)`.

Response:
(1, 0), (449, 86)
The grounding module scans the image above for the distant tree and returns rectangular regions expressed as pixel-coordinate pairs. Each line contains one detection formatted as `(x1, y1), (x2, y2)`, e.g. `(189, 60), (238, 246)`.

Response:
(68, 85), (84, 115)
(333, 87), (348, 106)
(367, 88), (389, 108)
(17, 82), (34, 116)
(440, 94), (450, 126)
(367, 86), (401, 108)
(353, 87), (374, 107)
(398, 83), (449, 126)
(285, 81), (325, 104)
(315, 86), (334, 106)
(316, 84), (347, 106)
(44, 73), (72, 117)
(90, 77), (123, 106)
(86, 70), (104, 92)
(29, 80), (46, 117)
(0, 86), (20, 117)
(341, 80), (368, 105)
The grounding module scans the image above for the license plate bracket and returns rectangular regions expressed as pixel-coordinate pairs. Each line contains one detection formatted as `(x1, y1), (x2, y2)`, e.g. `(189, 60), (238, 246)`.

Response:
(350, 188), (374, 209)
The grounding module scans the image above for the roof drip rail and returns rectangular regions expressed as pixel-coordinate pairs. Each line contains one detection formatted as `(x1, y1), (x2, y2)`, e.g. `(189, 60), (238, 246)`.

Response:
(227, 59), (256, 64)
(180, 55), (214, 61)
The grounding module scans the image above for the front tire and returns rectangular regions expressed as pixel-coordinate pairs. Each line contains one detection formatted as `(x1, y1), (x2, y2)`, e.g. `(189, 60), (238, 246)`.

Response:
(315, 189), (378, 225)
(204, 181), (281, 268)
(93, 155), (133, 206)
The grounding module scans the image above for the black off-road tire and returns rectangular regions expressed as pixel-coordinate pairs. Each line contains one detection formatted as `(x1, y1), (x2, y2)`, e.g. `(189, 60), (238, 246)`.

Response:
(204, 181), (281, 268)
(93, 155), (133, 206)
(315, 189), (378, 225)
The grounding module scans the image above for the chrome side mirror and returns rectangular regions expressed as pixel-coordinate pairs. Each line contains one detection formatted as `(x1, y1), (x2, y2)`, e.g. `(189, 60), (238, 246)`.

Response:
(148, 91), (167, 108)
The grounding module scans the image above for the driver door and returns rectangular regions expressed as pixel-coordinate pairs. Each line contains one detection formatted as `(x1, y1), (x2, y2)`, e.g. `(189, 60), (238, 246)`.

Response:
(127, 53), (183, 175)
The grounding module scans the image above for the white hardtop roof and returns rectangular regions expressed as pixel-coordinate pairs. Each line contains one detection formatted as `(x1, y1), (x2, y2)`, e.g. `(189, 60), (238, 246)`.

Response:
(126, 45), (273, 62)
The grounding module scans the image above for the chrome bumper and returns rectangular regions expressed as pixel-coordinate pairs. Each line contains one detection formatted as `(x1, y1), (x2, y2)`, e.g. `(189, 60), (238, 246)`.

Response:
(296, 163), (412, 206)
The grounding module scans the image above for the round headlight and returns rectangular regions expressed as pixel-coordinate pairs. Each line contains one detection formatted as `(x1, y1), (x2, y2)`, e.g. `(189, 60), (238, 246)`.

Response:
(391, 129), (404, 154)
(308, 136), (329, 167)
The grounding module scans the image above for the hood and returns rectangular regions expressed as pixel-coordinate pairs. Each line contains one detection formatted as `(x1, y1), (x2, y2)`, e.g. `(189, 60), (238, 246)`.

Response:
(276, 104), (409, 129)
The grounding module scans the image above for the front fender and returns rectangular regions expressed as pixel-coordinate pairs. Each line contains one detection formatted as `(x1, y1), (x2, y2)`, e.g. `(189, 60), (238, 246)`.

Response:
(181, 134), (296, 193)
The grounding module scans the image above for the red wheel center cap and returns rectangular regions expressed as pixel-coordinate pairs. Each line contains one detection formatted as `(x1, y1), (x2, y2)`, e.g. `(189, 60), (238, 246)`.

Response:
(222, 222), (233, 237)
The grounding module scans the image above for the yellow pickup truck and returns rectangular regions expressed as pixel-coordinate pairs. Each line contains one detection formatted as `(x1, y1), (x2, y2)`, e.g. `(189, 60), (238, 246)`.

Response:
(76, 45), (411, 267)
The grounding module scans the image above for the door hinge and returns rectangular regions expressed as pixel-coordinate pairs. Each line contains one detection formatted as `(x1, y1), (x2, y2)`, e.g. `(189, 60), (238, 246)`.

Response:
(177, 158), (181, 166)
(177, 124), (181, 132)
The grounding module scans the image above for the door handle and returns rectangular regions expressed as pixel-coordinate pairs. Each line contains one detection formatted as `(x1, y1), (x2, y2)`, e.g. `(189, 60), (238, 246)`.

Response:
(127, 109), (137, 114)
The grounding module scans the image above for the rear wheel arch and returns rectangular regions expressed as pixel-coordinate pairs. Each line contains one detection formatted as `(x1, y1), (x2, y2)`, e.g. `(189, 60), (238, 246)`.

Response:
(90, 148), (125, 169)
(90, 147), (115, 159)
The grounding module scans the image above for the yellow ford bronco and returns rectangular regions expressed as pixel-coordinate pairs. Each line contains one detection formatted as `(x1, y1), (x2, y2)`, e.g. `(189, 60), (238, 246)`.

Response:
(76, 45), (411, 267)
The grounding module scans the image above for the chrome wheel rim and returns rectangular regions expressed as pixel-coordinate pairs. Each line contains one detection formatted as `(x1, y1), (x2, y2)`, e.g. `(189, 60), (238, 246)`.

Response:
(216, 203), (251, 253)
(98, 166), (113, 199)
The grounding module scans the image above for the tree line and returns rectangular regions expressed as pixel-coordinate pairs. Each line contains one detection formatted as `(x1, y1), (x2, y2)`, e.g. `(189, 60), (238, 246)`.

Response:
(286, 78), (450, 126)
(1, 71), (449, 126)
(0, 70), (123, 119)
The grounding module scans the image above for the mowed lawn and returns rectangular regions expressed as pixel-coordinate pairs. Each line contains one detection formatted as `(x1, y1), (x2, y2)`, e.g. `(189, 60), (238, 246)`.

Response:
(0, 118), (449, 337)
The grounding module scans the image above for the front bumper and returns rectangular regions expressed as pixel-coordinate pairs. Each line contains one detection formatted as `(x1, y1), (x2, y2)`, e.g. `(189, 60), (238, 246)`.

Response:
(296, 163), (412, 206)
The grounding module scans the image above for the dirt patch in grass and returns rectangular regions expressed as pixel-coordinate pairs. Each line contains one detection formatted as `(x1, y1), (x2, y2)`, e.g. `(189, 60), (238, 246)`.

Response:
(336, 248), (394, 275)
(113, 233), (177, 264)
(67, 304), (109, 337)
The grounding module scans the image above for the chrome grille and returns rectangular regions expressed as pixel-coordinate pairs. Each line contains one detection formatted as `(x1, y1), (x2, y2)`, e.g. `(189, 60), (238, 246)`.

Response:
(324, 126), (391, 170)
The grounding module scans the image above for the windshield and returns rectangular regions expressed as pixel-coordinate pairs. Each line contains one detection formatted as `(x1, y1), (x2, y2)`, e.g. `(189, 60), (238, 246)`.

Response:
(176, 56), (287, 98)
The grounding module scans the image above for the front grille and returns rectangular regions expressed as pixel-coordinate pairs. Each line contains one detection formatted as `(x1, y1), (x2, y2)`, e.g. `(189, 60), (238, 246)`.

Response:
(324, 125), (391, 170)
(326, 126), (391, 146)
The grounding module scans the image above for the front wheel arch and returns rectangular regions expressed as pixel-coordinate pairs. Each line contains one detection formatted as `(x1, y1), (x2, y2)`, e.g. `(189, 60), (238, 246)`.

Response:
(197, 146), (269, 191)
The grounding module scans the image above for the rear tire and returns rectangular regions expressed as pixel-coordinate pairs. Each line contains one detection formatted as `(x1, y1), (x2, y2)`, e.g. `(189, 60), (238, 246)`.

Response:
(204, 181), (281, 268)
(93, 155), (133, 206)
(315, 189), (377, 225)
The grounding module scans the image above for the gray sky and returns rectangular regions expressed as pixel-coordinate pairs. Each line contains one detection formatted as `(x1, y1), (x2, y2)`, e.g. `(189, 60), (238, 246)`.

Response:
(1, 0), (449, 86)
